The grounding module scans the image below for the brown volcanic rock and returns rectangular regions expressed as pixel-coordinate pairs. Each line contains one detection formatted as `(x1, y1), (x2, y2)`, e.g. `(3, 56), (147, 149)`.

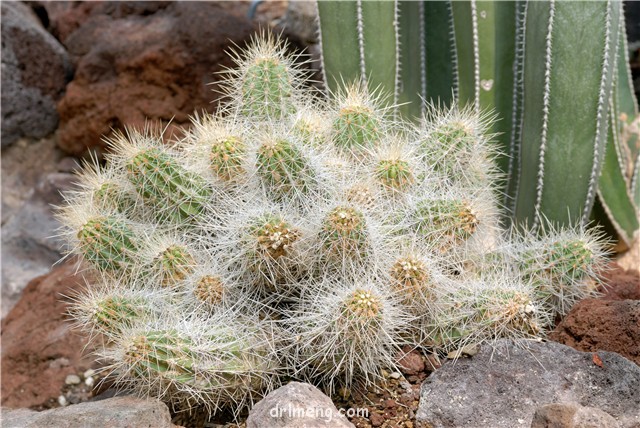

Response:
(55, 1), (256, 157)
(550, 299), (640, 366)
(1, 261), (95, 409)
(549, 263), (640, 366)
(599, 263), (640, 300)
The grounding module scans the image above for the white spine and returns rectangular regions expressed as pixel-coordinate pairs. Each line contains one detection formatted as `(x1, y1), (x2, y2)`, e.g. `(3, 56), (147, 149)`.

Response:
(582, 0), (614, 224)
(356, 0), (367, 78)
(393, 0), (401, 110)
(419, 0), (427, 112)
(448, 0), (459, 101)
(314, 0), (329, 95)
(506, 0), (528, 213)
(532, 0), (556, 229)
(471, 0), (481, 115)
(632, 152), (640, 202)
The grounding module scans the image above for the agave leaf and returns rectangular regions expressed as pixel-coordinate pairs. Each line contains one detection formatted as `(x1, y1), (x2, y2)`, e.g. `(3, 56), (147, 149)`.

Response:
(514, 0), (621, 229)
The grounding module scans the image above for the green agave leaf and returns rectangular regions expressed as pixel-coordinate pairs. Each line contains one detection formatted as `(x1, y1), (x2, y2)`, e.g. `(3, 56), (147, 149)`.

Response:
(514, 0), (621, 229)
(317, 0), (398, 103)
(597, 106), (639, 245)
(423, 0), (457, 107)
(397, 0), (425, 119)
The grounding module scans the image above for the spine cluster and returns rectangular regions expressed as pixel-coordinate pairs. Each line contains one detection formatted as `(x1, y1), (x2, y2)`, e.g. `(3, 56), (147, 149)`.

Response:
(58, 32), (609, 419)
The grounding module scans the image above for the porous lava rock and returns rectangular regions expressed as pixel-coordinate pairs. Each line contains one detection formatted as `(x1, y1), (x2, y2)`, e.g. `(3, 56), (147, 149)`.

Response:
(54, 1), (257, 156)
(1, 261), (95, 409)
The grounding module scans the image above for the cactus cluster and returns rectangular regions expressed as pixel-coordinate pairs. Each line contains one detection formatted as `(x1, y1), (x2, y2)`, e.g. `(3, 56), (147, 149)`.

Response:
(58, 33), (609, 419)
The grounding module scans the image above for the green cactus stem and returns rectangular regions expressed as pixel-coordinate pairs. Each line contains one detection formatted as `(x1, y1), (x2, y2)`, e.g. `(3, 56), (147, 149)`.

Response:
(152, 245), (196, 287)
(77, 216), (138, 273)
(93, 181), (135, 214)
(92, 295), (149, 335)
(320, 206), (370, 260)
(124, 329), (200, 384)
(413, 198), (479, 249)
(375, 158), (414, 191)
(241, 56), (295, 120)
(256, 138), (313, 199)
(209, 135), (246, 182)
(126, 148), (212, 223)
(333, 104), (381, 153)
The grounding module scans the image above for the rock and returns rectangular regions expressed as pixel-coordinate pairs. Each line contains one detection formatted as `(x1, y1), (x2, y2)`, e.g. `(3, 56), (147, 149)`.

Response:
(1, 2), (72, 147)
(599, 263), (640, 300)
(614, 233), (640, 274)
(369, 411), (384, 427)
(530, 403), (620, 428)
(1, 261), (96, 409)
(1, 137), (75, 317)
(1, 396), (175, 428)
(283, 1), (319, 44)
(415, 339), (640, 428)
(397, 347), (425, 376)
(65, 375), (81, 386)
(246, 382), (354, 428)
(55, 1), (257, 157)
(550, 299), (640, 366)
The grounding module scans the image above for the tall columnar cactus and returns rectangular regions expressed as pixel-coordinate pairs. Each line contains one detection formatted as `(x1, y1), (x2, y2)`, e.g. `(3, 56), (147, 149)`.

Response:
(59, 32), (611, 422)
(317, 0), (639, 245)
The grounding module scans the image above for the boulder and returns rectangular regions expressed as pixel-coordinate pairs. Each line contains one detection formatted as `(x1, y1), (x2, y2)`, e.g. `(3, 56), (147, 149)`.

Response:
(1, 396), (175, 428)
(54, 1), (257, 156)
(530, 403), (620, 428)
(247, 382), (354, 428)
(599, 263), (640, 301)
(415, 339), (640, 428)
(1, 1), (72, 147)
(1, 261), (95, 409)
(550, 299), (640, 366)
(1, 137), (75, 317)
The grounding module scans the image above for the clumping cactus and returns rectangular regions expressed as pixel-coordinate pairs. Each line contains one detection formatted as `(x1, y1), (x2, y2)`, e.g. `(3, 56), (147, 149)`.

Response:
(58, 32), (610, 422)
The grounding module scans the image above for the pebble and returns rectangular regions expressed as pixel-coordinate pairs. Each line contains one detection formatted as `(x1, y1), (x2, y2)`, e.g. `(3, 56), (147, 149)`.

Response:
(57, 395), (68, 406)
(83, 369), (95, 378)
(369, 411), (384, 427)
(446, 343), (479, 359)
(390, 371), (402, 379)
(65, 374), (81, 385)
(85, 377), (95, 387)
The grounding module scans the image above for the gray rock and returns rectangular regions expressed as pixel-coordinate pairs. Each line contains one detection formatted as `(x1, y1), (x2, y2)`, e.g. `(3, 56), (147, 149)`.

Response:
(416, 339), (640, 428)
(1, 396), (175, 428)
(1, 2), (72, 147)
(531, 403), (620, 428)
(284, 1), (318, 44)
(1, 137), (73, 318)
(247, 382), (354, 428)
